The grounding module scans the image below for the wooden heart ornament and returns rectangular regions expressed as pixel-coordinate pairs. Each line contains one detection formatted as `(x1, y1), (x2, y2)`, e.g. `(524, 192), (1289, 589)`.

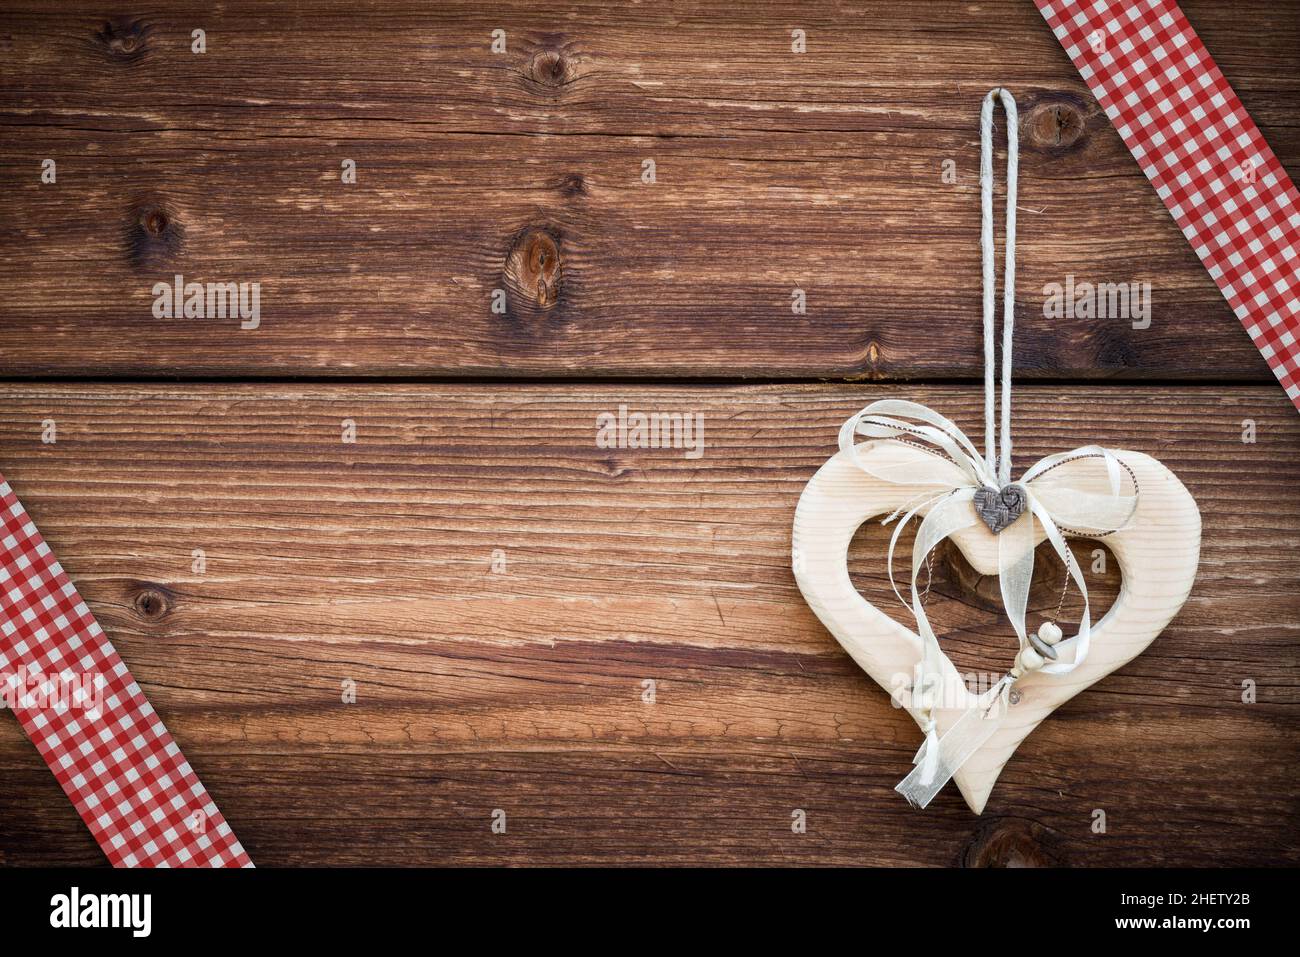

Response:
(787, 89), (1201, 812)
(791, 424), (1201, 813)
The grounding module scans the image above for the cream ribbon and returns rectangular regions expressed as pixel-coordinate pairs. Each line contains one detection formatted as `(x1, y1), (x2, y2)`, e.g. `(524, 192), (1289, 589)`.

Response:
(836, 89), (1139, 808)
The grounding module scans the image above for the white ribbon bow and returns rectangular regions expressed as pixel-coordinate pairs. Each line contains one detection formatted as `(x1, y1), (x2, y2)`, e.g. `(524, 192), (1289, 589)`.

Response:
(840, 398), (1137, 668)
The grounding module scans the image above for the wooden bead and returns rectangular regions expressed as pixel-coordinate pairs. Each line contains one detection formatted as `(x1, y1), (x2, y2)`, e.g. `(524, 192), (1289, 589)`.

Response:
(1038, 621), (1064, 645)
(1018, 647), (1045, 672)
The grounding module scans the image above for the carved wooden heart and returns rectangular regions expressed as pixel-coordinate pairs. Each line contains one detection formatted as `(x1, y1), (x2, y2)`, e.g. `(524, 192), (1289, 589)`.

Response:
(792, 439), (1201, 813)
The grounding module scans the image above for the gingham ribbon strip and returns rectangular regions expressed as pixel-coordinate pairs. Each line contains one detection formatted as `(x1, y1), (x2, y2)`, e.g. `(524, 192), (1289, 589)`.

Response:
(0, 477), (251, 867)
(1035, 0), (1300, 408)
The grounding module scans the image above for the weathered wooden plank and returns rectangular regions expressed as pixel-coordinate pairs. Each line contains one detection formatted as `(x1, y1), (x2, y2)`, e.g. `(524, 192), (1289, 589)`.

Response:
(0, 383), (1295, 865)
(1, 1), (1296, 378)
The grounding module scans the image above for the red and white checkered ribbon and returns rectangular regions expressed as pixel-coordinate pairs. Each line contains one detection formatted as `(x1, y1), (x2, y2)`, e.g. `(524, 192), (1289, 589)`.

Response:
(0, 476), (251, 867)
(1036, 0), (1300, 409)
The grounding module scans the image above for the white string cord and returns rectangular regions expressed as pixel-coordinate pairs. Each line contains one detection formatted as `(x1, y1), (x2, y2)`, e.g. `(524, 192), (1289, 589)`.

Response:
(979, 88), (1019, 486)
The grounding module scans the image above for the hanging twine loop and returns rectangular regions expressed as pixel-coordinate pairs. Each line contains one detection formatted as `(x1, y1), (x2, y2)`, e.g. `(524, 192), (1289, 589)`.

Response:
(981, 88), (1019, 486)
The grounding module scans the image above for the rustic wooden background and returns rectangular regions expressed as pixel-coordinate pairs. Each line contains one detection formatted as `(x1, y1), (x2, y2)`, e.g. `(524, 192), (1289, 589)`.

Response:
(1, 1), (1297, 866)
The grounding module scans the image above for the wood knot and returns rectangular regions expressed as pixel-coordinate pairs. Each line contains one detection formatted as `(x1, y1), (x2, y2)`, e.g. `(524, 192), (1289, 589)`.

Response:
(557, 172), (587, 197)
(503, 227), (563, 311)
(527, 49), (573, 87)
(1093, 321), (1141, 367)
(130, 583), (174, 621)
(125, 198), (184, 268)
(94, 17), (151, 62)
(144, 209), (169, 236)
(1023, 96), (1088, 152)
(961, 817), (1064, 867)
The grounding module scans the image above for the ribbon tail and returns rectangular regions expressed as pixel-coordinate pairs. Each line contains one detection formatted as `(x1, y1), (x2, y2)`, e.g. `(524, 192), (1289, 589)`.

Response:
(1026, 494), (1094, 674)
(916, 726), (941, 786)
(896, 680), (1013, 809)
(997, 506), (1036, 648)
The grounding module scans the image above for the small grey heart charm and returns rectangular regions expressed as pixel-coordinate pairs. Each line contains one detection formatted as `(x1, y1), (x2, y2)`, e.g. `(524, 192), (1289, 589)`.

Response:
(973, 484), (1027, 534)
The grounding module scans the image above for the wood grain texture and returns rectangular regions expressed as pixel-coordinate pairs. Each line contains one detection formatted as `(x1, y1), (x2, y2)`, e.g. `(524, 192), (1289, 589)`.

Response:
(2, 0), (1298, 379)
(0, 383), (1295, 866)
